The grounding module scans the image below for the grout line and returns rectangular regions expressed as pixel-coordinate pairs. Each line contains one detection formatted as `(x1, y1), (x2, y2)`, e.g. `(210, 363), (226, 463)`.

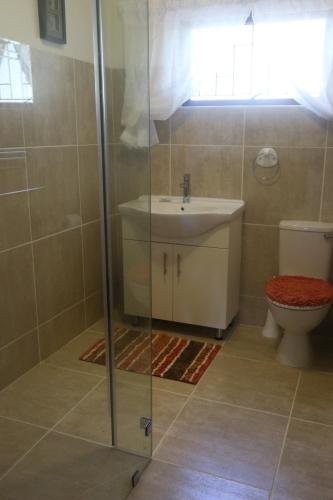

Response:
(0, 327), (38, 353)
(291, 416), (333, 430)
(20, 107), (42, 362)
(153, 456), (270, 495)
(52, 429), (111, 449)
(152, 392), (192, 457)
(240, 108), (246, 198)
(0, 377), (105, 482)
(169, 143), (326, 150)
(40, 360), (105, 380)
(72, 58), (87, 328)
(0, 414), (49, 431)
(319, 121), (329, 221)
(269, 371), (302, 498)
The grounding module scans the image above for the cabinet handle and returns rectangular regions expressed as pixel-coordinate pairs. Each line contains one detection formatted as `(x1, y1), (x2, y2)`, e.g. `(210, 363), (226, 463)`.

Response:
(177, 254), (181, 277)
(163, 252), (167, 276)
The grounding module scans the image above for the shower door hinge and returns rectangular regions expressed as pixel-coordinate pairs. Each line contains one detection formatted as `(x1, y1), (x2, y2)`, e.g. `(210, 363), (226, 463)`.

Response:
(140, 416), (152, 437)
(131, 470), (141, 488)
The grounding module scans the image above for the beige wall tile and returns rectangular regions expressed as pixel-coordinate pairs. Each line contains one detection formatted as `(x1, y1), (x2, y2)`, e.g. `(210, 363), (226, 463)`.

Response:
(273, 419), (333, 500)
(0, 158), (30, 251)
(321, 148), (333, 222)
(245, 106), (327, 147)
(151, 145), (170, 195)
(112, 68), (125, 143)
(171, 145), (242, 198)
(105, 68), (115, 143)
(27, 147), (81, 239)
(113, 145), (150, 207)
(33, 228), (84, 324)
(328, 121), (333, 147)
(239, 295), (268, 326)
(0, 331), (39, 390)
(0, 107), (23, 148)
(85, 292), (104, 328)
(171, 107), (244, 145)
(241, 224), (279, 297)
(83, 222), (103, 296)
(39, 302), (85, 360)
(154, 120), (170, 144)
(78, 145), (100, 223)
(0, 245), (36, 349)
(74, 60), (97, 145)
(23, 49), (76, 146)
(243, 148), (324, 225)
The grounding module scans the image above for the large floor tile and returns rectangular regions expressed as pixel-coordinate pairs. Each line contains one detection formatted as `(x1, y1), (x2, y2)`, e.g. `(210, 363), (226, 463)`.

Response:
(0, 432), (148, 500)
(195, 355), (298, 415)
(55, 380), (111, 445)
(153, 389), (187, 449)
(44, 330), (107, 377)
(292, 370), (333, 425)
(0, 417), (46, 478)
(223, 325), (278, 363)
(129, 460), (269, 500)
(0, 364), (101, 428)
(155, 398), (287, 490)
(272, 419), (333, 500)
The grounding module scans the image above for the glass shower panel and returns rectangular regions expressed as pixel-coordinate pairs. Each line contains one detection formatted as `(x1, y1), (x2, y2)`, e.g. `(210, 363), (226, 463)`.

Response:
(99, 0), (152, 464)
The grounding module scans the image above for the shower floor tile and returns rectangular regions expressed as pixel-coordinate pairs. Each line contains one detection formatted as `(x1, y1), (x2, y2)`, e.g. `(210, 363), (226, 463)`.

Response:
(128, 460), (269, 500)
(0, 431), (146, 500)
(154, 397), (288, 490)
(0, 363), (102, 428)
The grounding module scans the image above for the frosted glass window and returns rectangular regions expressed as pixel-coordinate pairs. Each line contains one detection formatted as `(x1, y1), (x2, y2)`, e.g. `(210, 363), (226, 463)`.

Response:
(0, 39), (33, 103)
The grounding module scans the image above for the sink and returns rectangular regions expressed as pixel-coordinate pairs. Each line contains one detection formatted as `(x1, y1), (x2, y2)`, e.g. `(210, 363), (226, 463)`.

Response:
(119, 196), (245, 239)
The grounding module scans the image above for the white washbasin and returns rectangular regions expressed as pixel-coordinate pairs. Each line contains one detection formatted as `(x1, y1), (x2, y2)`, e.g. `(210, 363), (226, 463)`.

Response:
(119, 196), (245, 239)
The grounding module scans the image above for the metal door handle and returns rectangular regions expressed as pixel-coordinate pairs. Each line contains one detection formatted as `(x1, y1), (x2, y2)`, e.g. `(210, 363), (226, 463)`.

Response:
(177, 254), (181, 277)
(163, 252), (167, 275)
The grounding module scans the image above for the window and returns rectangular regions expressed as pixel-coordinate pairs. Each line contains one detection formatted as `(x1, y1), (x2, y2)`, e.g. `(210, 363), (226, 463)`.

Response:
(0, 39), (33, 103)
(191, 18), (326, 103)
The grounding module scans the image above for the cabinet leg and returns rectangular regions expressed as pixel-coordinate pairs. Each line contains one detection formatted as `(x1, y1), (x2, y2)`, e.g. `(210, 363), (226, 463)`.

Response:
(215, 329), (225, 340)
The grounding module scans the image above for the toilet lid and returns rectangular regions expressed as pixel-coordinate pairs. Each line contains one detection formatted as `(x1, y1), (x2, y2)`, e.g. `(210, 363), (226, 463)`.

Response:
(265, 276), (333, 307)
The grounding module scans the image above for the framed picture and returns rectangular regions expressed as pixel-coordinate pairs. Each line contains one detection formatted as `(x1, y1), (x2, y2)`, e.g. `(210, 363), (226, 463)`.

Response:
(38, 0), (67, 45)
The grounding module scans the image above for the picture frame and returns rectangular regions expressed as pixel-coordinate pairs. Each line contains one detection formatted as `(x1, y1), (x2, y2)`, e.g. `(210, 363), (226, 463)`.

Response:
(38, 0), (67, 45)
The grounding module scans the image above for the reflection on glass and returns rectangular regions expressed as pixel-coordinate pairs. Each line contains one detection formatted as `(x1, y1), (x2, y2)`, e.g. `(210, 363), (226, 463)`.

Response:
(0, 38), (33, 102)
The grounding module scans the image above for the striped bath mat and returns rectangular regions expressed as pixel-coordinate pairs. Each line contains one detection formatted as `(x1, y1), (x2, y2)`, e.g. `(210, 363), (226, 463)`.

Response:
(79, 328), (222, 385)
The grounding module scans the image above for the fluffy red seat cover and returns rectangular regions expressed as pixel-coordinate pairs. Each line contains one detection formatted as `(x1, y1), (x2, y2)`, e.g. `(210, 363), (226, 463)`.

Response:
(265, 276), (333, 307)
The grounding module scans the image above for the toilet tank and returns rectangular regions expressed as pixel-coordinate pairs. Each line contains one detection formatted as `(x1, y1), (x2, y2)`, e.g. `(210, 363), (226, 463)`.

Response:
(279, 221), (333, 280)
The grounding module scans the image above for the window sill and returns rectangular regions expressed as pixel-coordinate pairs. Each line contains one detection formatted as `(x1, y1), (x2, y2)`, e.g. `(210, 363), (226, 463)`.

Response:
(183, 98), (299, 107)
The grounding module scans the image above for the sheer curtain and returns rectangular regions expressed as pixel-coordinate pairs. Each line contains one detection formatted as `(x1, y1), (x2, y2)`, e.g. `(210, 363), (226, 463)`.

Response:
(119, 0), (333, 148)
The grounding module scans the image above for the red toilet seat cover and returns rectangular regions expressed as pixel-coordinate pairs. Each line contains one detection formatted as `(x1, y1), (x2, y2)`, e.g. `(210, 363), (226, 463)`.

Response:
(265, 276), (333, 307)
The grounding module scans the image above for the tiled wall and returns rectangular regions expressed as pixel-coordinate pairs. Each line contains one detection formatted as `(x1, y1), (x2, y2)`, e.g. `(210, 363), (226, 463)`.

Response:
(151, 106), (333, 326)
(0, 48), (103, 389)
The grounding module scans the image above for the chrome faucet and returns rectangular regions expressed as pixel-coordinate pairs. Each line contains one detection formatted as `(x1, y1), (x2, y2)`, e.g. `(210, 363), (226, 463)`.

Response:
(180, 173), (191, 203)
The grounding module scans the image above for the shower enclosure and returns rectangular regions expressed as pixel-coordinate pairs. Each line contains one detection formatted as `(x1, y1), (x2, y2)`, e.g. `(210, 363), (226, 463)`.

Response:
(0, 0), (152, 498)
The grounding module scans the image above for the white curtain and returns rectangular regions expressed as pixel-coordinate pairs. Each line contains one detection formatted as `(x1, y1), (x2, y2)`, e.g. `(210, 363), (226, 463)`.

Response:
(119, 0), (333, 148)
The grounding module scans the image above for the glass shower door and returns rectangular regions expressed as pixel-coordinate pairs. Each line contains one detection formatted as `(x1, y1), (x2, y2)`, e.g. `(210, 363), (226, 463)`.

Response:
(96, 0), (152, 475)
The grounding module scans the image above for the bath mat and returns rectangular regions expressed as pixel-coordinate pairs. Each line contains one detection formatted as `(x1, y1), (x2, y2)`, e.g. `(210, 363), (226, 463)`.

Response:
(79, 328), (222, 385)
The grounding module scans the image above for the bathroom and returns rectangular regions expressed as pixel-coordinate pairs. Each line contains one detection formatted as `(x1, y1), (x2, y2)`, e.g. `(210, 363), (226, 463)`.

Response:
(0, 0), (333, 498)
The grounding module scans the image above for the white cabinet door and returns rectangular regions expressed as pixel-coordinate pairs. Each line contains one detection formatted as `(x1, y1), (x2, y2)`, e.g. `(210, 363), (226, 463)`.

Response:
(173, 245), (229, 329)
(152, 242), (173, 321)
(123, 239), (150, 317)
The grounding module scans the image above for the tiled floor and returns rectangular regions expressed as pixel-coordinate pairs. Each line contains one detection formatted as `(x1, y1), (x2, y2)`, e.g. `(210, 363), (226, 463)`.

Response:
(1, 319), (333, 499)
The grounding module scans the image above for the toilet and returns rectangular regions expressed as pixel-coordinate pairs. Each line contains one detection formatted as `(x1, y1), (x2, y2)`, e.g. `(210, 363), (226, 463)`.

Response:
(263, 220), (333, 368)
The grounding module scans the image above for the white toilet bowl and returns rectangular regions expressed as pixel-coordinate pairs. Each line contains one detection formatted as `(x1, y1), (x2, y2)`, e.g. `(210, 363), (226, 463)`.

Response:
(267, 298), (332, 368)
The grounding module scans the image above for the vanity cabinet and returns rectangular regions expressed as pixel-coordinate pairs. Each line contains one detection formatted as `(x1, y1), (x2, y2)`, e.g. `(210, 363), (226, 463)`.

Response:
(122, 215), (242, 331)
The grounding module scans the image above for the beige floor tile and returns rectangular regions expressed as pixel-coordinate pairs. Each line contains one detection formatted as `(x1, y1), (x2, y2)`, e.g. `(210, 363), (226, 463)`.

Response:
(292, 371), (333, 425)
(0, 417), (46, 477)
(195, 355), (299, 415)
(153, 389), (187, 450)
(0, 364), (101, 428)
(155, 398), (287, 490)
(90, 318), (106, 334)
(272, 419), (333, 500)
(55, 380), (112, 445)
(44, 330), (107, 377)
(129, 460), (269, 500)
(0, 431), (148, 500)
(223, 325), (279, 363)
(153, 376), (195, 396)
